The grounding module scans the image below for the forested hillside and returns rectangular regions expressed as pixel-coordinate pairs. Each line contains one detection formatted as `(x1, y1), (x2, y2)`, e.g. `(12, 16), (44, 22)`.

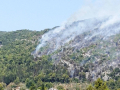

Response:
(0, 29), (72, 90)
(0, 29), (120, 90)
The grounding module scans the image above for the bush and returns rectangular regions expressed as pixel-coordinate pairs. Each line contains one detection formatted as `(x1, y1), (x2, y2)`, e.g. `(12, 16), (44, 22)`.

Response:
(57, 85), (65, 90)
(0, 83), (4, 90)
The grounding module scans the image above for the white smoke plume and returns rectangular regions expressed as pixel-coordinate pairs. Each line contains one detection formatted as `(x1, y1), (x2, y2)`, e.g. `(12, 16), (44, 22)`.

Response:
(33, 0), (120, 56)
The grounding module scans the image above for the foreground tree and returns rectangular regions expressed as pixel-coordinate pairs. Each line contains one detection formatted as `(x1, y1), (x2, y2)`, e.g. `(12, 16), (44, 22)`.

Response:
(0, 83), (4, 90)
(94, 78), (109, 90)
(57, 85), (65, 90)
(86, 78), (109, 90)
(87, 84), (94, 90)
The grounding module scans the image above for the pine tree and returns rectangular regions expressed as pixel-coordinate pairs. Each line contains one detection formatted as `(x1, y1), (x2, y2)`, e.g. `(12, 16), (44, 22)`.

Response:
(86, 84), (94, 90)
(94, 78), (109, 90)
(41, 84), (45, 90)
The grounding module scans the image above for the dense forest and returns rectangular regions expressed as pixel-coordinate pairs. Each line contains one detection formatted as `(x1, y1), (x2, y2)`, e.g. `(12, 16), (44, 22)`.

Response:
(0, 29), (71, 90)
(0, 29), (120, 90)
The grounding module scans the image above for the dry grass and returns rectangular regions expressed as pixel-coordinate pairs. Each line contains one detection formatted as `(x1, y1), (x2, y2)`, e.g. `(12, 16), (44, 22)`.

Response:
(53, 83), (88, 90)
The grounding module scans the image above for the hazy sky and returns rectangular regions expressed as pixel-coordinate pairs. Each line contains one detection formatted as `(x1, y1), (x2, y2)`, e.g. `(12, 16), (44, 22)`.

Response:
(0, 0), (85, 31)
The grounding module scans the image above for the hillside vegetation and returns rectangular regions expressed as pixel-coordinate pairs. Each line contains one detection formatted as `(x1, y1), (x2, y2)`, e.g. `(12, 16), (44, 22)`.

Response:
(0, 29), (120, 90)
(0, 29), (72, 89)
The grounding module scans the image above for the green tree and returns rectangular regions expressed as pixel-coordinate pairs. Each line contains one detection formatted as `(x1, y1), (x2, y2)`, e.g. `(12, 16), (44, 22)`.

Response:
(57, 85), (65, 90)
(107, 79), (116, 90)
(38, 84), (47, 90)
(62, 74), (70, 83)
(14, 77), (20, 85)
(45, 82), (53, 89)
(86, 84), (94, 90)
(30, 83), (36, 90)
(36, 79), (42, 87)
(94, 78), (109, 90)
(25, 78), (34, 88)
(79, 72), (86, 81)
(0, 83), (4, 90)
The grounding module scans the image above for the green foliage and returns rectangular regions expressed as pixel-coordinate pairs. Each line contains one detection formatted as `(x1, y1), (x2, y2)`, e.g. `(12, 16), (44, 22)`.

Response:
(107, 78), (120, 90)
(1, 29), (120, 90)
(86, 84), (94, 90)
(0, 83), (4, 90)
(75, 84), (80, 90)
(94, 78), (109, 90)
(45, 82), (53, 89)
(79, 72), (86, 82)
(14, 77), (20, 85)
(0, 29), (70, 87)
(0, 29), (49, 45)
(38, 84), (47, 90)
(86, 78), (109, 90)
(30, 83), (37, 90)
(57, 85), (65, 90)
(41, 84), (45, 90)
(108, 68), (120, 80)
(20, 88), (26, 90)
(25, 78), (34, 88)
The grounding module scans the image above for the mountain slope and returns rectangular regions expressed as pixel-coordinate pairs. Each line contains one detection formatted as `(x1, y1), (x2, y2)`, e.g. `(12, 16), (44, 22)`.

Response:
(32, 16), (120, 82)
(1, 18), (120, 89)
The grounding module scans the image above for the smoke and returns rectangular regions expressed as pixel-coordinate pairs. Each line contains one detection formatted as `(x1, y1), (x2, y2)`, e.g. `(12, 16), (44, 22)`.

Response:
(68, 0), (120, 23)
(33, 0), (120, 56)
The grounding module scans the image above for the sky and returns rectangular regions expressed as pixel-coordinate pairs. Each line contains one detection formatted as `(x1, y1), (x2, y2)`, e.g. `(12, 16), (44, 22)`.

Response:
(0, 0), (85, 31)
